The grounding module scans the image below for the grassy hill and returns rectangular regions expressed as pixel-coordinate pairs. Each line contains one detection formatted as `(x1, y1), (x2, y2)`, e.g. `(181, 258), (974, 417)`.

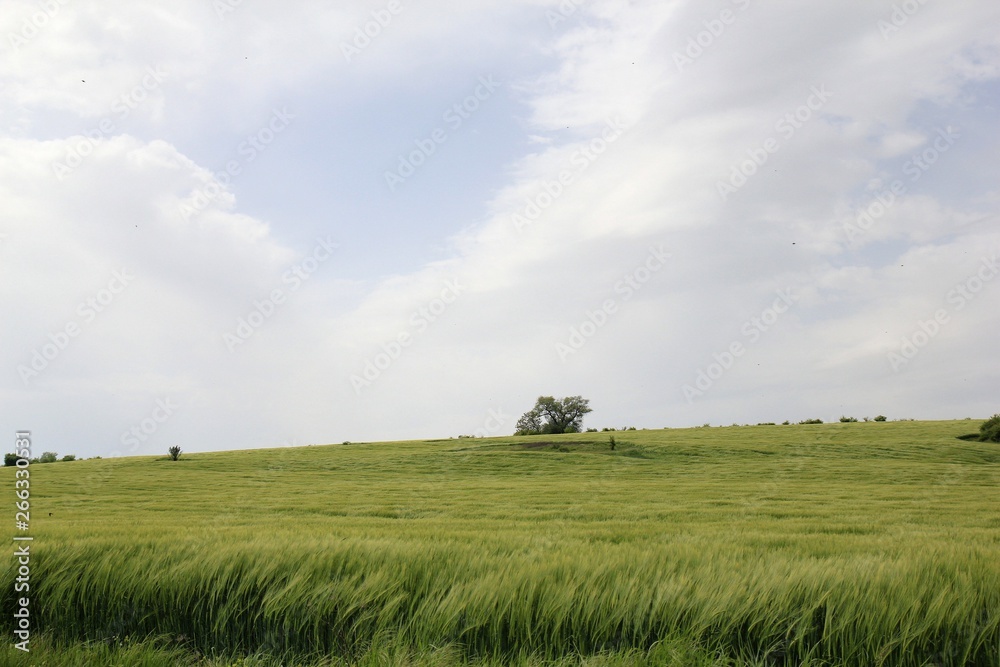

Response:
(3, 420), (999, 666)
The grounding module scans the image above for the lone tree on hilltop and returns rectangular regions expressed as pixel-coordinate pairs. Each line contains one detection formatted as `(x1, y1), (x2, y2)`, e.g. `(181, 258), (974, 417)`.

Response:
(168, 445), (182, 461)
(515, 396), (592, 435)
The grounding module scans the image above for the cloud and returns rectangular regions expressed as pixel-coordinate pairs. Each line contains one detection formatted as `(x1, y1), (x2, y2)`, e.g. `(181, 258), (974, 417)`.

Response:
(1, 0), (999, 457)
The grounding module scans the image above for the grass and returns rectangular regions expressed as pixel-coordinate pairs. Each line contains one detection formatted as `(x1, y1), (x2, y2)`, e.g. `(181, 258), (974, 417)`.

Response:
(2, 420), (999, 665)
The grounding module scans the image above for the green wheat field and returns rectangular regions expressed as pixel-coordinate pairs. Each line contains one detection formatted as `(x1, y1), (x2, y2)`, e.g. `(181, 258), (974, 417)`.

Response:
(3, 420), (999, 666)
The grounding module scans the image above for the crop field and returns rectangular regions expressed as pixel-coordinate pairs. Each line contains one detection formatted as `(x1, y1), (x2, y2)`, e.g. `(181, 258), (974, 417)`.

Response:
(2, 420), (999, 666)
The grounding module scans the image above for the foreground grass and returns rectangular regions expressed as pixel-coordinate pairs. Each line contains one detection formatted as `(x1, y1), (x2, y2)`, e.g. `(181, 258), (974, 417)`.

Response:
(0, 633), (741, 667)
(2, 420), (999, 665)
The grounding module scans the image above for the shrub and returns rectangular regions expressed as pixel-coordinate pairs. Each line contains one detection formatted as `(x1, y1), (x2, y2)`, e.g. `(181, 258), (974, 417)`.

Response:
(168, 446), (182, 461)
(781, 420), (790, 425)
(4, 453), (19, 466)
(757, 422), (775, 426)
(874, 415), (887, 422)
(839, 416), (858, 423)
(799, 419), (824, 425)
(609, 435), (616, 451)
(980, 414), (1000, 443)
(586, 428), (598, 432)
(38, 452), (58, 463)
(61, 454), (76, 462)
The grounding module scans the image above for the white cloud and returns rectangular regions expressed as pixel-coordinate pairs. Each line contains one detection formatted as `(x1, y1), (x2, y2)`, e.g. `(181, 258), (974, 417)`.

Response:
(2, 0), (999, 457)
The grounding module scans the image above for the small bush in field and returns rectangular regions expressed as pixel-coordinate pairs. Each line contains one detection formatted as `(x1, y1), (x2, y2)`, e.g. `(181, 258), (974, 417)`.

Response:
(980, 415), (1000, 443)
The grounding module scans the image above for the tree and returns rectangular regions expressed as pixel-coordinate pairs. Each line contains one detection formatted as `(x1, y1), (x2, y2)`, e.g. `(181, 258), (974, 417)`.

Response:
(980, 414), (1000, 443)
(38, 452), (58, 463)
(515, 409), (543, 436)
(515, 396), (592, 435)
(168, 446), (182, 461)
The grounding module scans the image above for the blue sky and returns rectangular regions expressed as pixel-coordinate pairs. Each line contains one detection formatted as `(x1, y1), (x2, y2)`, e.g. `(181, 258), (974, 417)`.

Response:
(1, 0), (999, 459)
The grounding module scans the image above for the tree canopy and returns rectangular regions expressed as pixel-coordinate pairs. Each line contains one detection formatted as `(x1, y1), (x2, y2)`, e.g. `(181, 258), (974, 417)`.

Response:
(980, 414), (1000, 443)
(515, 395), (592, 435)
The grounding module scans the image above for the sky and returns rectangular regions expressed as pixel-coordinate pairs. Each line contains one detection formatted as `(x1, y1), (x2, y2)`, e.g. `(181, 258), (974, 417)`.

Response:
(1, 0), (998, 459)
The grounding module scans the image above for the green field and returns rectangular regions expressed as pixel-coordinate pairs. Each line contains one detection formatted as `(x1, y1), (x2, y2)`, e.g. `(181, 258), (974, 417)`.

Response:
(3, 420), (999, 666)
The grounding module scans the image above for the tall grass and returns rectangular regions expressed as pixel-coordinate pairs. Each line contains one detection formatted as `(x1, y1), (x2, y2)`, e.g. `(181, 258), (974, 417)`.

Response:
(2, 420), (998, 665)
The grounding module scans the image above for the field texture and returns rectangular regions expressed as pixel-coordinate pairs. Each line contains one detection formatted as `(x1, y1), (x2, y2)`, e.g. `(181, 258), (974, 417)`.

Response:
(2, 420), (999, 666)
